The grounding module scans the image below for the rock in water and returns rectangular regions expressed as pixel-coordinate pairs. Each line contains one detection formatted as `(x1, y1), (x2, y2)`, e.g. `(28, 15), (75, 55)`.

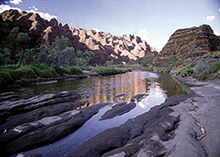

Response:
(100, 102), (136, 120)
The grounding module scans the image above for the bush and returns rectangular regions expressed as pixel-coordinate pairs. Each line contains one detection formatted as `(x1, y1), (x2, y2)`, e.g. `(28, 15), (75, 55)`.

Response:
(179, 65), (193, 77)
(167, 63), (175, 73)
(9, 66), (37, 79)
(53, 66), (69, 75)
(69, 67), (83, 75)
(193, 61), (210, 80)
(0, 71), (13, 84)
(209, 62), (220, 73)
(78, 66), (92, 71)
(91, 67), (127, 75)
(140, 61), (148, 67)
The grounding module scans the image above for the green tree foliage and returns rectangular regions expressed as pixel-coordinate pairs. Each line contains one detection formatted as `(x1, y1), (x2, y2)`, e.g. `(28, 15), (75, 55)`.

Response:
(34, 44), (49, 65)
(7, 27), (20, 61)
(0, 22), (9, 52)
(49, 47), (76, 66)
(35, 36), (94, 66)
(0, 48), (12, 65)
(16, 32), (31, 67)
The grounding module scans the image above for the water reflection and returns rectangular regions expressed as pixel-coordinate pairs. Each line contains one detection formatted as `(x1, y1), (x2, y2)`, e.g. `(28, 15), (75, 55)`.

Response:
(1, 71), (190, 107)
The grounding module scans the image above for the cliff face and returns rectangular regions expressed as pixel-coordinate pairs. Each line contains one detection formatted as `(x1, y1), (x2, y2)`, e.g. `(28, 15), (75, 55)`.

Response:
(160, 24), (220, 56)
(154, 25), (220, 67)
(1, 9), (156, 64)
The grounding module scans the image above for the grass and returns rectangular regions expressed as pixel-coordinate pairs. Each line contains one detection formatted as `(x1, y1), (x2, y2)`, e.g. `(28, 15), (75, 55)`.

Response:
(0, 64), (156, 87)
(0, 64), (83, 86)
(91, 67), (131, 75)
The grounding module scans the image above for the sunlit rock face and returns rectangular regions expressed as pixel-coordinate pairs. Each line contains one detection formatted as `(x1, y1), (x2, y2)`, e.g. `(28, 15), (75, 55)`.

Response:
(154, 24), (220, 68)
(160, 24), (220, 55)
(1, 9), (157, 65)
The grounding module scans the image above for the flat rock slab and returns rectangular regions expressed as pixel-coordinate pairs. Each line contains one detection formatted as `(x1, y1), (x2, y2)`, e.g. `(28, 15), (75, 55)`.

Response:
(0, 100), (89, 132)
(0, 91), (74, 112)
(191, 86), (220, 97)
(0, 102), (111, 156)
(100, 102), (136, 120)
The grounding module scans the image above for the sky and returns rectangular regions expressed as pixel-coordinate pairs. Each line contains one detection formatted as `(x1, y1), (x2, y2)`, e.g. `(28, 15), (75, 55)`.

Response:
(0, 0), (220, 51)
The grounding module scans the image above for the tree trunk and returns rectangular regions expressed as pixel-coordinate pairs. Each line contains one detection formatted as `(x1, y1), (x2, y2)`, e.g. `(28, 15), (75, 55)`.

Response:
(18, 49), (24, 67)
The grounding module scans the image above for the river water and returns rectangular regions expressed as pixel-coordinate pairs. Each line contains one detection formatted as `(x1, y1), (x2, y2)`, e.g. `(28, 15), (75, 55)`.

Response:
(0, 71), (191, 156)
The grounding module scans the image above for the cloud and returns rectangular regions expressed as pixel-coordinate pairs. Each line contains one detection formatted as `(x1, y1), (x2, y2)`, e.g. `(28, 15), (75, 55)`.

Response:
(215, 31), (220, 36)
(218, 8), (220, 12)
(93, 28), (103, 32)
(9, 0), (22, 5)
(28, 6), (38, 11)
(206, 16), (215, 21)
(27, 9), (57, 20)
(0, 4), (57, 21)
(0, 4), (21, 13)
(136, 29), (149, 41)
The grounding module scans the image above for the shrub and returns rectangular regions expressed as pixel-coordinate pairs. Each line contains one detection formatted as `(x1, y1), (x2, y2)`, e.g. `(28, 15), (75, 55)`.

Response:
(0, 71), (13, 84)
(179, 65), (193, 77)
(140, 61), (148, 67)
(193, 61), (210, 80)
(53, 66), (69, 75)
(69, 67), (83, 75)
(209, 62), (220, 73)
(91, 67), (127, 75)
(167, 63), (175, 73)
(11, 66), (37, 79)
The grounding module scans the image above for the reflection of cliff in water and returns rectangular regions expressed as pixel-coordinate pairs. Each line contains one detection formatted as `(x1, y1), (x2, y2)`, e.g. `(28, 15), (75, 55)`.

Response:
(88, 72), (191, 106)
(89, 71), (149, 105)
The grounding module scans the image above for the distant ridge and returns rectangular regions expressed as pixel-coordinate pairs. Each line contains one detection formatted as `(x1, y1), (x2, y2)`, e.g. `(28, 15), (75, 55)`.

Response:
(1, 9), (157, 64)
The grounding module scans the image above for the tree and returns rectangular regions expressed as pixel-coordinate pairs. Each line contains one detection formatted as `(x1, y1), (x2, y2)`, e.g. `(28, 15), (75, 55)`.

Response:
(34, 44), (49, 65)
(16, 32), (30, 67)
(48, 36), (69, 66)
(49, 47), (76, 66)
(0, 22), (9, 53)
(0, 48), (12, 65)
(35, 36), (95, 67)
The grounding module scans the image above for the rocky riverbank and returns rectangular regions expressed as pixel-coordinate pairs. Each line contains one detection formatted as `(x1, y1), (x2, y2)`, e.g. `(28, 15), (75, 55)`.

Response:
(1, 75), (219, 157)
(70, 77), (220, 157)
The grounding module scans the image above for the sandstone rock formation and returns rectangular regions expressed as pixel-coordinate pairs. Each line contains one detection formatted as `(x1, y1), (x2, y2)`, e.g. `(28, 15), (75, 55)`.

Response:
(154, 25), (220, 67)
(160, 24), (220, 56)
(1, 9), (156, 64)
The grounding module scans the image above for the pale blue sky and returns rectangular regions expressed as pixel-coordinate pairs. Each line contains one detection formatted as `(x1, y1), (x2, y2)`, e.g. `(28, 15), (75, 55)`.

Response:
(1, 0), (220, 51)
